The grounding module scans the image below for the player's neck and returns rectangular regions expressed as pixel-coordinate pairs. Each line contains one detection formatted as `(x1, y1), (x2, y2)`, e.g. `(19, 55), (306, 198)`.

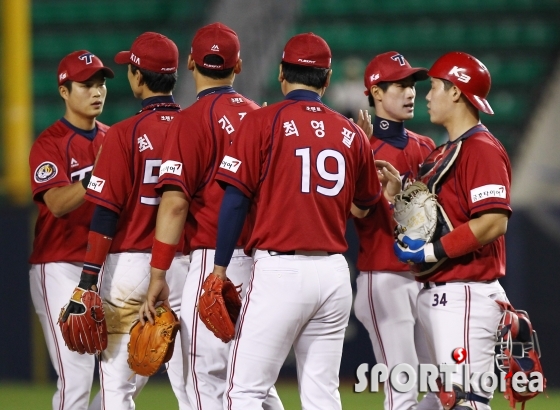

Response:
(139, 89), (173, 100)
(63, 112), (96, 131)
(282, 82), (324, 97)
(195, 77), (234, 94)
(445, 107), (480, 141)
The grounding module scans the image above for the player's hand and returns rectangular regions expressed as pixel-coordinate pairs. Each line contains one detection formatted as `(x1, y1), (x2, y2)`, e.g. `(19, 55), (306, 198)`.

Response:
(356, 109), (373, 138)
(375, 160), (401, 202)
(393, 235), (437, 264)
(211, 265), (227, 281)
(60, 289), (88, 322)
(139, 269), (169, 326)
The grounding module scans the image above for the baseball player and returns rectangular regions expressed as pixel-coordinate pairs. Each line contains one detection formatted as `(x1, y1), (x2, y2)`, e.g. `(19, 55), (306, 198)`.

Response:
(353, 51), (442, 410)
(208, 33), (401, 410)
(139, 23), (283, 409)
(394, 52), (512, 410)
(60, 32), (190, 410)
(28, 50), (113, 410)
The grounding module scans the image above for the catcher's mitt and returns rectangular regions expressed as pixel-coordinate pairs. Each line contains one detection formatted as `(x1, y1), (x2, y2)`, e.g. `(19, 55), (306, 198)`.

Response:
(393, 181), (438, 242)
(198, 273), (242, 343)
(58, 287), (108, 355)
(127, 305), (180, 377)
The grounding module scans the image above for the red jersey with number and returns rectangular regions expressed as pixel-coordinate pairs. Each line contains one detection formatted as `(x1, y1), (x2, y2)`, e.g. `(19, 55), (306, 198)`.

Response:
(29, 119), (108, 263)
(419, 127), (511, 282)
(354, 128), (435, 272)
(156, 88), (259, 250)
(85, 105), (183, 252)
(215, 91), (382, 254)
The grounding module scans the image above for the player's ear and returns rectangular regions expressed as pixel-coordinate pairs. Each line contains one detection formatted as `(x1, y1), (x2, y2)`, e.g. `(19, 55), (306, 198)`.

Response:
(278, 64), (284, 83)
(371, 85), (383, 101)
(323, 69), (332, 88)
(450, 85), (462, 102)
(233, 58), (242, 75)
(187, 55), (195, 72)
(59, 84), (70, 101)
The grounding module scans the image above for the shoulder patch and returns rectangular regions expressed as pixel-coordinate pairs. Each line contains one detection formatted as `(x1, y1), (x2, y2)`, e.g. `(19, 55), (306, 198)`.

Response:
(220, 156), (242, 173)
(87, 175), (106, 193)
(470, 184), (506, 203)
(34, 162), (58, 183)
(159, 160), (183, 176)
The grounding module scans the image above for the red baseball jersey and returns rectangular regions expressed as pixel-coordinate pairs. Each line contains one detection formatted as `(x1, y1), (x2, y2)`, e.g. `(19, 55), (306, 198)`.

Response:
(215, 92), (382, 254)
(157, 88), (260, 250)
(420, 127), (512, 282)
(355, 129), (435, 272)
(29, 119), (108, 263)
(85, 106), (182, 252)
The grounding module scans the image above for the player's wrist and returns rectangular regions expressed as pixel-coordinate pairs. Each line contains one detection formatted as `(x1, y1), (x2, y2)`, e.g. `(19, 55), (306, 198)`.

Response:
(423, 242), (438, 263)
(440, 222), (483, 258)
(150, 237), (177, 271)
(432, 240), (448, 260)
(81, 173), (92, 189)
(78, 271), (99, 291)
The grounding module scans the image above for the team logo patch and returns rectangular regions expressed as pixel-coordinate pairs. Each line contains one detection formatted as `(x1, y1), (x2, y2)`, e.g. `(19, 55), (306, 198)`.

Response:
(159, 160), (182, 176)
(470, 184), (506, 203)
(34, 162), (58, 183)
(220, 156), (242, 173)
(87, 175), (105, 193)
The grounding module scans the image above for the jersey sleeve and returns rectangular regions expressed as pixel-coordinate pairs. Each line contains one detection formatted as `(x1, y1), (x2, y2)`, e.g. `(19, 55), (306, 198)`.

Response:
(29, 135), (70, 201)
(85, 126), (132, 214)
(157, 111), (211, 202)
(459, 136), (512, 217)
(215, 111), (264, 198)
(353, 131), (382, 208)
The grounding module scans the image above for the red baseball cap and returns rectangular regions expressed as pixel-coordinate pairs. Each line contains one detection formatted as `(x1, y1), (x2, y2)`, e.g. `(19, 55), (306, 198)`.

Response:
(191, 22), (240, 70)
(57, 50), (114, 85)
(114, 32), (178, 73)
(363, 51), (428, 95)
(282, 33), (331, 69)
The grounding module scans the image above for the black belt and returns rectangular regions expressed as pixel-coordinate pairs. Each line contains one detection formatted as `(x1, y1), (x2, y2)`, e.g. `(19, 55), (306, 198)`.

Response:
(423, 282), (447, 289)
(267, 250), (336, 256)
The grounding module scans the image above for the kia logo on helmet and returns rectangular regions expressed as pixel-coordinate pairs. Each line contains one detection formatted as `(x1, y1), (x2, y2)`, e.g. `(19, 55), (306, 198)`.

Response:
(448, 66), (471, 83)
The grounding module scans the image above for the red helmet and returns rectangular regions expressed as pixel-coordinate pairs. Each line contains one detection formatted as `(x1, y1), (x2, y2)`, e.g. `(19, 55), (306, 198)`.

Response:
(428, 51), (493, 115)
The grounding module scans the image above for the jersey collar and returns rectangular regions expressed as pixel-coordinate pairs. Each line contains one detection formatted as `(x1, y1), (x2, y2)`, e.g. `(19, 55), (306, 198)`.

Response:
(285, 89), (322, 103)
(60, 117), (97, 141)
(197, 85), (235, 100)
(373, 116), (408, 150)
(141, 95), (176, 108)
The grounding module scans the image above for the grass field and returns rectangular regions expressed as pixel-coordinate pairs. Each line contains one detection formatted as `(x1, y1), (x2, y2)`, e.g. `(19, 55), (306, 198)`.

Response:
(0, 380), (556, 409)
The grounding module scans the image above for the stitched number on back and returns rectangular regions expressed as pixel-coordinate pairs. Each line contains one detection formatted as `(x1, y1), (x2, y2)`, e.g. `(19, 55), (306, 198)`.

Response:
(295, 148), (345, 196)
(432, 293), (447, 306)
(140, 159), (162, 205)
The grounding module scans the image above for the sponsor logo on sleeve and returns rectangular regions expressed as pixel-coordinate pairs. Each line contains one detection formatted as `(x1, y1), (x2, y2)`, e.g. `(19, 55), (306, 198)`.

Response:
(220, 156), (242, 173)
(470, 184), (506, 203)
(34, 162), (58, 183)
(87, 175), (105, 193)
(159, 160), (183, 176)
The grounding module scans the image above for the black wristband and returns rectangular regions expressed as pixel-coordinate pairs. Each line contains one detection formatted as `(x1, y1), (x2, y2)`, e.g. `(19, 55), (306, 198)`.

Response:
(81, 173), (92, 189)
(78, 271), (98, 290)
(433, 240), (448, 260)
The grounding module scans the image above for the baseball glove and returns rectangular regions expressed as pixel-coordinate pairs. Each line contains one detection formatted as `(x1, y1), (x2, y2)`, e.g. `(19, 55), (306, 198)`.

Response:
(198, 273), (242, 343)
(58, 287), (108, 355)
(127, 305), (180, 377)
(393, 181), (438, 242)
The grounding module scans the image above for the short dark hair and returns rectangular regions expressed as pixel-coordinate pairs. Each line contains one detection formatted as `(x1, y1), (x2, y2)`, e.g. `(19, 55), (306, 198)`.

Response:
(130, 64), (177, 93)
(442, 78), (454, 91)
(61, 80), (73, 92)
(281, 61), (330, 89)
(366, 81), (391, 107)
(195, 55), (235, 79)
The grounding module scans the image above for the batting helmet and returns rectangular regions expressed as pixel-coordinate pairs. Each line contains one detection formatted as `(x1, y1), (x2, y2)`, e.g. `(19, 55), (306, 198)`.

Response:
(428, 52), (494, 115)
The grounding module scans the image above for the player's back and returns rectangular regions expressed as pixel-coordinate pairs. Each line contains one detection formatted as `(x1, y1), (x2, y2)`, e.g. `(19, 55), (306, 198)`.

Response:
(221, 96), (380, 254)
(29, 119), (108, 263)
(86, 107), (180, 252)
(159, 88), (259, 250)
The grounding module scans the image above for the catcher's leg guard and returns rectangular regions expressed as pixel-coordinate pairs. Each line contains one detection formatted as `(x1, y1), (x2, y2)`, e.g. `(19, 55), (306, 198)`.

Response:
(438, 383), (489, 410)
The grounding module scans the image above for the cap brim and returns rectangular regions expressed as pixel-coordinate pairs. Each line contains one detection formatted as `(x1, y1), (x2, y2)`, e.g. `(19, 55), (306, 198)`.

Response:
(385, 67), (429, 82)
(70, 66), (115, 83)
(114, 51), (131, 65)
